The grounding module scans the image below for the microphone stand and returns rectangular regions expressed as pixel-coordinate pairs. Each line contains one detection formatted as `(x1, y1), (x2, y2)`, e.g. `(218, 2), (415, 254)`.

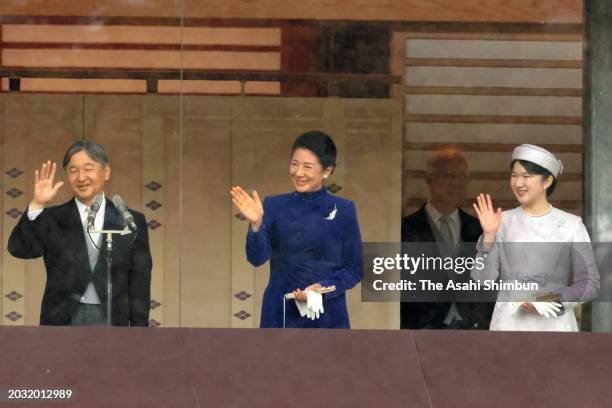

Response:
(88, 225), (133, 326)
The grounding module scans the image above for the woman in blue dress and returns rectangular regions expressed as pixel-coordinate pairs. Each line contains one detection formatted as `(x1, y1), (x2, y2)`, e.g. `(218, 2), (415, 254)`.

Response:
(230, 130), (363, 328)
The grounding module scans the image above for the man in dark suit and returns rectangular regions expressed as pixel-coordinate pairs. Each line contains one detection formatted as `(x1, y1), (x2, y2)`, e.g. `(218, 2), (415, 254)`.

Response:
(8, 140), (151, 326)
(401, 149), (493, 329)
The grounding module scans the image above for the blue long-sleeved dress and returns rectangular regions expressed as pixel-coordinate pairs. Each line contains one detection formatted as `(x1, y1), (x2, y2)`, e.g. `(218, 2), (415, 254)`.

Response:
(246, 187), (363, 328)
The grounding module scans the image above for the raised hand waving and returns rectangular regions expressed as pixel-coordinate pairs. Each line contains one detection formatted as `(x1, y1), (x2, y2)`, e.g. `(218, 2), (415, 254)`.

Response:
(32, 161), (64, 210)
(230, 186), (264, 231)
(472, 193), (502, 243)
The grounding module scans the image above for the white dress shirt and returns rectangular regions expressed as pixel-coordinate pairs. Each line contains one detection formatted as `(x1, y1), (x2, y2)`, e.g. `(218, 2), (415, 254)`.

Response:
(425, 202), (460, 246)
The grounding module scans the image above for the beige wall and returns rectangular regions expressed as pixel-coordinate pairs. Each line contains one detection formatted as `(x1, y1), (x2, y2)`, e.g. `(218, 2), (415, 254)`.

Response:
(1, 95), (81, 325)
(0, 0), (583, 23)
(0, 94), (402, 329)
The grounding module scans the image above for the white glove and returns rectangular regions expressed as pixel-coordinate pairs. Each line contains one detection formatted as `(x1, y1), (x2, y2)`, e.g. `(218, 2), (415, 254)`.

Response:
(294, 299), (314, 319)
(306, 290), (324, 320)
(510, 301), (562, 318)
(509, 302), (523, 314)
(531, 302), (562, 318)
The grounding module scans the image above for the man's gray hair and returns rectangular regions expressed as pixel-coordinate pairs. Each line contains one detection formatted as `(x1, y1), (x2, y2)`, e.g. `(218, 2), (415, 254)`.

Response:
(425, 148), (469, 175)
(62, 139), (109, 169)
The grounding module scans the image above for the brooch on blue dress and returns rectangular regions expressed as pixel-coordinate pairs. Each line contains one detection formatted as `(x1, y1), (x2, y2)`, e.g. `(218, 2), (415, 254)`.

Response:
(324, 204), (337, 221)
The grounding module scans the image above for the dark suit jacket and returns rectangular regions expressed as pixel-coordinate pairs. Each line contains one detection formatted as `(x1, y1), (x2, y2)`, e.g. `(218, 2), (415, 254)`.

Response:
(400, 205), (493, 329)
(8, 198), (152, 326)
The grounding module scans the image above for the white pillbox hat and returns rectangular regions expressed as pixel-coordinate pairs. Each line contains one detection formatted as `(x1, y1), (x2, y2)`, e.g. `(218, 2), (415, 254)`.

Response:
(511, 144), (564, 178)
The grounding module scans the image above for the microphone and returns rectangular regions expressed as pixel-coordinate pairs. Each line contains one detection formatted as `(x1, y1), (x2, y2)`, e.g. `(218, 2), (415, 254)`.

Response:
(86, 194), (103, 230)
(112, 195), (138, 231)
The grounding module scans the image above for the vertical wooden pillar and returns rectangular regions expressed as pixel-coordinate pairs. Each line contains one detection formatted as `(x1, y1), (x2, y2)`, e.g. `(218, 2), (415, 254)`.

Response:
(584, 0), (612, 332)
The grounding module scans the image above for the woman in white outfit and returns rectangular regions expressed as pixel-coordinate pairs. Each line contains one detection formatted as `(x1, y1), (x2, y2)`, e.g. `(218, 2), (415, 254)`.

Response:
(471, 144), (600, 331)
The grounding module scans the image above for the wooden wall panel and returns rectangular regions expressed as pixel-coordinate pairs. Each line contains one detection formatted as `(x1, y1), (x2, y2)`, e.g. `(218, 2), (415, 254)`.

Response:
(343, 100), (402, 329)
(394, 35), (585, 218)
(404, 67), (582, 88)
(0, 1), (182, 18)
(2, 49), (281, 70)
(0, 0), (583, 23)
(0, 24), (281, 95)
(157, 97), (181, 327)
(405, 95), (582, 117)
(404, 123), (582, 145)
(180, 98), (233, 328)
(158, 80), (280, 95)
(17, 79), (145, 93)
(1, 99), (28, 326)
(84, 96), (145, 210)
(231, 100), (258, 328)
(1, 94), (81, 325)
(182, 27), (281, 45)
(141, 96), (177, 327)
(2, 24), (182, 43)
(406, 39), (582, 60)
(401, 32), (582, 41)
(182, 51), (280, 70)
(3, 25), (281, 46)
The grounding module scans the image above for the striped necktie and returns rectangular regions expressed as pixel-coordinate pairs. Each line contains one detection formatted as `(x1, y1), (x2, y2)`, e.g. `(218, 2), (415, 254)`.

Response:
(84, 207), (101, 272)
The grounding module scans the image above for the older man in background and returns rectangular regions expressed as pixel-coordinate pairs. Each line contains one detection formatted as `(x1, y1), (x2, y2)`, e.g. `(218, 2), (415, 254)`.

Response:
(401, 149), (493, 329)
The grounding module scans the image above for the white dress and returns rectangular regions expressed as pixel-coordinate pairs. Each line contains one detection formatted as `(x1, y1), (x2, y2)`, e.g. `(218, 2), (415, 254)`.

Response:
(472, 206), (600, 331)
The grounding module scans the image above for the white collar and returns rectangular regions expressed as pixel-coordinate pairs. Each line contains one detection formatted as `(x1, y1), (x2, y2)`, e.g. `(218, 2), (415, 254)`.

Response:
(75, 193), (106, 213)
(425, 201), (459, 224)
